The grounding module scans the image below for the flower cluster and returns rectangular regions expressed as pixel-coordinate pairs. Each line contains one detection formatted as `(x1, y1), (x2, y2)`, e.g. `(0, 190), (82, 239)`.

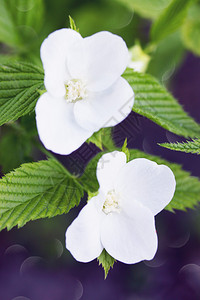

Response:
(36, 28), (176, 266)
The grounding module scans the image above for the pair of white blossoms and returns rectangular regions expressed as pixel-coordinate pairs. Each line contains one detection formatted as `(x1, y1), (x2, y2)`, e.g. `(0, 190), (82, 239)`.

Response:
(36, 29), (176, 264)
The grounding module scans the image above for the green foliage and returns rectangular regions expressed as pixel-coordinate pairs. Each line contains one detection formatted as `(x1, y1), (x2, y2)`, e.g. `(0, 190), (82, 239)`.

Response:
(98, 249), (115, 278)
(182, 3), (200, 56)
(0, 114), (37, 173)
(123, 68), (200, 138)
(147, 32), (185, 81)
(87, 129), (103, 150)
(160, 139), (200, 154)
(0, 0), (44, 48)
(87, 127), (116, 152)
(121, 138), (130, 162)
(73, 0), (138, 46)
(0, 159), (84, 231)
(0, 62), (44, 126)
(151, 0), (192, 43)
(69, 16), (79, 32)
(0, 0), (20, 47)
(80, 152), (104, 193)
(114, 0), (171, 19)
(0, 55), (20, 64)
(80, 128), (115, 192)
(101, 128), (116, 151)
(0, 127), (32, 173)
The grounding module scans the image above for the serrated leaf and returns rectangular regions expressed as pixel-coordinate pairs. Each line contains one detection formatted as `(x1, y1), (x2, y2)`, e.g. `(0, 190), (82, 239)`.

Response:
(98, 249), (115, 278)
(160, 139), (200, 154)
(151, 0), (192, 42)
(0, 54), (20, 64)
(182, 3), (200, 56)
(123, 68), (200, 138)
(0, 159), (84, 231)
(0, 62), (44, 126)
(80, 143), (200, 212)
(87, 129), (103, 150)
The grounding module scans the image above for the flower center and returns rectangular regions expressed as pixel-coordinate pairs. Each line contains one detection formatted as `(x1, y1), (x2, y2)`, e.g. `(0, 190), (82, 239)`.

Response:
(65, 79), (88, 103)
(103, 189), (121, 215)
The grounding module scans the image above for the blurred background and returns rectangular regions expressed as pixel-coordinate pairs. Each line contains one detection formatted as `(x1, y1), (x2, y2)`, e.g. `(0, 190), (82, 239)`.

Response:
(0, 0), (200, 299)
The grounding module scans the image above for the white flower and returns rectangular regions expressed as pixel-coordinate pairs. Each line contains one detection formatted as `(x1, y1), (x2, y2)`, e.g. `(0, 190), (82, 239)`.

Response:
(66, 151), (176, 264)
(35, 29), (134, 155)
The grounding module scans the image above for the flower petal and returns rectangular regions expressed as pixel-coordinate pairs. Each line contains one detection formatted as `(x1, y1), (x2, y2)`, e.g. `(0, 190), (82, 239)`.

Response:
(41, 28), (82, 97)
(115, 158), (176, 216)
(74, 77), (134, 132)
(97, 151), (127, 194)
(35, 93), (93, 155)
(67, 31), (129, 92)
(101, 201), (158, 264)
(66, 194), (104, 262)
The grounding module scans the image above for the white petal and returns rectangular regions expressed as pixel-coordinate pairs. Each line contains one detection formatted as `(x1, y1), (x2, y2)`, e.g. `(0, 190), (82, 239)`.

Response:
(115, 158), (176, 216)
(67, 31), (129, 92)
(101, 201), (158, 264)
(41, 28), (82, 97)
(35, 93), (93, 155)
(74, 77), (134, 132)
(66, 194), (104, 262)
(97, 151), (127, 194)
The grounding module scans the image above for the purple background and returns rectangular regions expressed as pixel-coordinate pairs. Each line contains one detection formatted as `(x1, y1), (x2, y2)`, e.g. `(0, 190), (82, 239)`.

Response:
(0, 53), (200, 300)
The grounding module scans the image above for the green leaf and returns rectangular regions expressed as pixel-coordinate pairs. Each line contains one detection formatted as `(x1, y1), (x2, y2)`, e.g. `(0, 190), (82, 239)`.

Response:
(160, 139), (200, 154)
(8, 0), (44, 33)
(0, 54), (20, 64)
(80, 152), (104, 193)
(80, 144), (200, 212)
(73, 0), (137, 43)
(147, 31), (185, 81)
(87, 129), (103, 150)
(0, 114), (37, 173)
(121, 138), (130, 162)
(87, 127), (116, 151)
(114, 0), (171, 19)
(0, 127), (32, 173)
(0, 62), (44, 126)
(123, 68), (200, 138)
(151, 0), (192, 42)
(0, 0), (44, 47)
(98, 249), (115, 278)
(80, 128), (115, 192)
(0, 0), (20, 46)
(101, 128), (116, 151)
(0, 159), (84, 231)
(69, 16), (79, 32)
(182, 3), (200, 56)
